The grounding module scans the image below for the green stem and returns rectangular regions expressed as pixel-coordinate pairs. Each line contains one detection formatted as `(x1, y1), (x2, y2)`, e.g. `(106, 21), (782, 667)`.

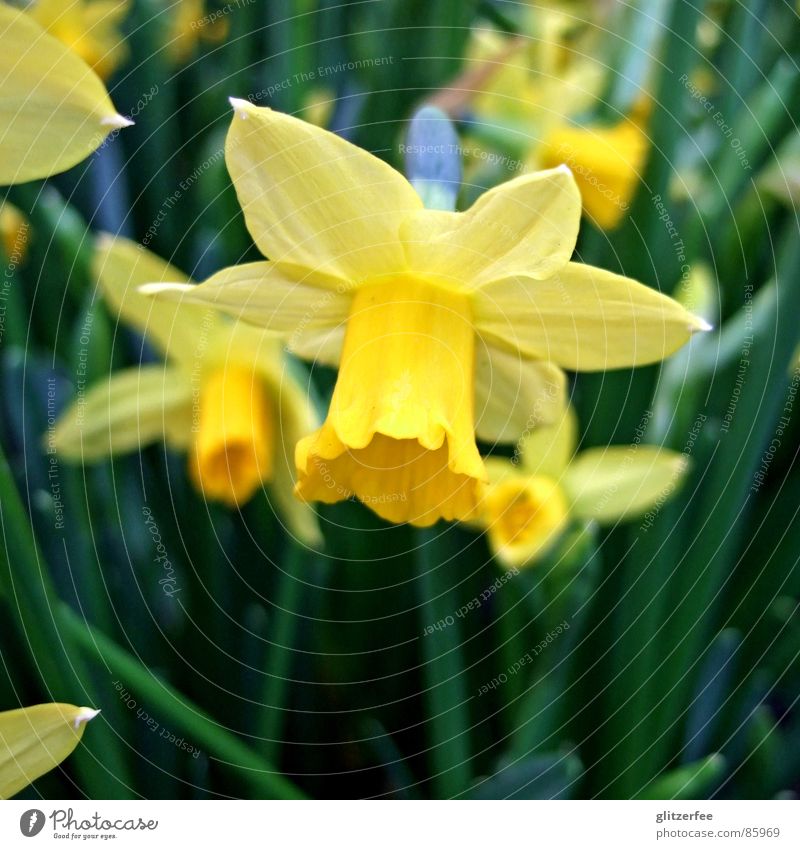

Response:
(259, 543), (313, 764)
(415, 527), (472, 798)
(60, 605), (307, 800)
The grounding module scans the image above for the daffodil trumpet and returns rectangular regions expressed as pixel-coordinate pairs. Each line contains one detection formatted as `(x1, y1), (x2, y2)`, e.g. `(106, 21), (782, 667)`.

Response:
(51, 236), (321, 544)
(144, 101), (707, 527)
(478, 408), (690, 569)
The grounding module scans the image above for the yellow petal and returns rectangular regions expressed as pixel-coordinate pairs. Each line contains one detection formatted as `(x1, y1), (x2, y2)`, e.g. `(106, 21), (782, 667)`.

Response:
(0, 5), (131, 185)
(482, 474), (569, 569)
(288, 324), (345, 367)
(400, 166), (581, 286)
(266, 365), (323, 546)
(563, 446), (689, 522)
(474, 344), (566, 443)
(225, 99), (421, 280)
(538, 119), (648, 230)
(50, 366), (193, 460)
(0, 703), (98, 799)
(94, 234), (218, 365)
(519, 405), (578, 479)
(268, 460), (323, 546)
(295, 279), (486, 526)
(142, 262), (351, 357)
(482, 456), (524, 487)
(474, 262), (711, 371)
(190, 365), (274, 506)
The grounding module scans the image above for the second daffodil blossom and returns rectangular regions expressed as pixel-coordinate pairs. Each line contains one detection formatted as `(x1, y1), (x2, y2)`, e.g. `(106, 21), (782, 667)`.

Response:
(0, 3), (132, 185)
(51, 236), (321, 545)
(144, 101), (708, 527)
(444, 9), (650, 230)
(479, 408), (690, 568)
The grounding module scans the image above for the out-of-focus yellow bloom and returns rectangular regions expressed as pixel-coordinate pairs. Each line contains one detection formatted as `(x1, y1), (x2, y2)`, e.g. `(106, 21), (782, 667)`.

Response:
(479, 408), (689, 568)
(0, 703), (98, 799)
(0, 3), (131, 185)
(537, 118), (649, 230)
(300, 88), (335, 128)
(165, 0), (229, 66)
(51, 237), (321, 543)
(0, 203), (30, 262)
(27, 0), (131, 81)
(146, 103), (707, 527)
(468, 7), (606, 131)
(452, 6), (649, 230)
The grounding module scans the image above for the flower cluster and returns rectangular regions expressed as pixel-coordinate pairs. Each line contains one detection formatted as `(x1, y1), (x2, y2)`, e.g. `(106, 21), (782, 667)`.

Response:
(144, 101), (704, 533)
(2, 1), (709, 797)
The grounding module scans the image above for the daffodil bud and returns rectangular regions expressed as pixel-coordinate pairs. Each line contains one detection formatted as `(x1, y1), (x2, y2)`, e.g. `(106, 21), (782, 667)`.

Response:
(404, 106), (463, 211)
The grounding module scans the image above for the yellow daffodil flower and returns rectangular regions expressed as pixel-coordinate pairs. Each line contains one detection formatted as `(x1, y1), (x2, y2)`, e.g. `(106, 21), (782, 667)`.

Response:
(0, 703), (98, 799)
(0, 3), (131, 185)
(0, 203), (30, 262)
(447, 7), (649, 230)
(51, 236), (321, 544)
(27, 0), (131, 81)
(479, 408), (689, 568)
(145, 103), (706, 528)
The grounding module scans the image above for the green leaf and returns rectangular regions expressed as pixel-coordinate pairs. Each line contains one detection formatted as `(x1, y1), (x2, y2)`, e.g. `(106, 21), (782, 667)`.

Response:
(258, 542), (319, 765)
(637, 755), (726, 800)
(0, 443), (133, 798)
(682, 630), (741, 763)
(467, 752), (583, 800)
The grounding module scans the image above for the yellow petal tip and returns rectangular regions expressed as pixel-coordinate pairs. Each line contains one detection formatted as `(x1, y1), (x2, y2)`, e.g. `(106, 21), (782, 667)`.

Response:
(101, 114), (134, 129)
(691, 316), (714, 333)
(95, 231), (115, 250)
(229, 97), (258, 119)
(73, 707), (101, 729)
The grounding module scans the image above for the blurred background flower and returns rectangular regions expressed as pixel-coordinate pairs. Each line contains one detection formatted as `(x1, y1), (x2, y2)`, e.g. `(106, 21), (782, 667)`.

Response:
(52, 236), (321, 541)
(478, 407), (688, 568)
(27, 0), (131, 81)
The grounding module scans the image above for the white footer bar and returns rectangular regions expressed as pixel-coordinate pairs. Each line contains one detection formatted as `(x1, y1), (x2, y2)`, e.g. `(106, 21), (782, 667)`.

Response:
(1, 799), (796, 848)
